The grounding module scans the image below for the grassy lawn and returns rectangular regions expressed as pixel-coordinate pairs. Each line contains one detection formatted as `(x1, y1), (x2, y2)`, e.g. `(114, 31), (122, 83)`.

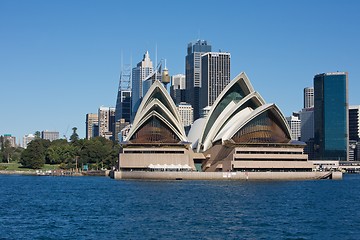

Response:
(0, 162), (60, 171)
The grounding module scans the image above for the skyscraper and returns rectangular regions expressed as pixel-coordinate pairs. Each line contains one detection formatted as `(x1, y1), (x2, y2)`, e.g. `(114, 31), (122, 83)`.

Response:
(86, 113), (99, 139)
(314, 72), (348, 161)
(170, 74), (186, 105)
(98, 106), (115, 140)
(185, 40), (211, 120)
(304, 87), (314, 109)
(131, 51), (153, 119)
(300, 108), (314, 142)
(286, 113), (301, 141)
(349, 105), (360, 141)
(114, 90), (131, 141)
(200, 52), (231, 111)
(349, 106), (360, 161)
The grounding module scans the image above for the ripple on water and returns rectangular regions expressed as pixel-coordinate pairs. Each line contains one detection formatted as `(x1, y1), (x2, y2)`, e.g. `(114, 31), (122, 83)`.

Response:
(0, 175), (360, 239)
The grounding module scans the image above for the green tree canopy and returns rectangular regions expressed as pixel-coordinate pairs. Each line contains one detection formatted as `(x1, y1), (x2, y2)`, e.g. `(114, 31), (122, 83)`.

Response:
(20, 139), (50, 169)
(70, 127), (79, 143)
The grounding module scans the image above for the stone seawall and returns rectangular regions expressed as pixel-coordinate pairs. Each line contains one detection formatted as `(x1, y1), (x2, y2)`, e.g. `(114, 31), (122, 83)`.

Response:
(0, 170), (36, 175)
(110, 171), (342, 181)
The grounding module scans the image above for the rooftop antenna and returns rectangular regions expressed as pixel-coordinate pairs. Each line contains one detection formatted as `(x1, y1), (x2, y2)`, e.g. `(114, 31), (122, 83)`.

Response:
(155, 43), (158, 82)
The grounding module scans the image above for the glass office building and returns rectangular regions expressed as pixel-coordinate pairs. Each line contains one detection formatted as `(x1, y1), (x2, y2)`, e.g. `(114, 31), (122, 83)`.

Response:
(185, 40), (211, 120)
(314, 72), (348, 160)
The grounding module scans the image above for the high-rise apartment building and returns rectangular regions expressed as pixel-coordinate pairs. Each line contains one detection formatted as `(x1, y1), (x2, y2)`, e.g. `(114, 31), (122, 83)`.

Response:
(22, 134), (35, 149)
(177, 103), (193, 127)
(286, 113), (301, 141)
(314, 72), (348, 161)
(170, 74), (186, 105)
(41, 131), (59, 141)
(304, 87), (314, 109)
(200, 52), (231, 111)
(131, 51), (153, 119)
(185, 40), (211, 120)
(86, 113), (99, 139)
(98, 106), (115, 140)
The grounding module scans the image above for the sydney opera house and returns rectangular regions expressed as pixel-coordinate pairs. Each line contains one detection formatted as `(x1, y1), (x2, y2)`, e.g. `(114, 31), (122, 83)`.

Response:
(111, 72), (341, 180)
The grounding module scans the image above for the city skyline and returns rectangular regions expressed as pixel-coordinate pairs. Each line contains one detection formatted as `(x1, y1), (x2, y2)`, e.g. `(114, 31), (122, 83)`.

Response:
(1, 0), (360, 142)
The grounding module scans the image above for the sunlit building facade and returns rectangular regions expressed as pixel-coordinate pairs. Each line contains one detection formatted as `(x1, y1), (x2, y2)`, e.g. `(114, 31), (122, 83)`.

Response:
(131, 51), (153, 120)
(86, 113), (98, 140)
(200, 52), (231, 110)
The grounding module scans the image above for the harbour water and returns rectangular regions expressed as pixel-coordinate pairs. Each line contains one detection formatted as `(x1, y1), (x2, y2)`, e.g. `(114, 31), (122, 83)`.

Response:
(0, 174), (359, 239)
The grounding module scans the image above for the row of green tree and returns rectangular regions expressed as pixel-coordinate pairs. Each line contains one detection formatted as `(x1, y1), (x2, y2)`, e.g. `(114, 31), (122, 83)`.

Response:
(1, 128), (120, 169)
(0, 136), (23, 163)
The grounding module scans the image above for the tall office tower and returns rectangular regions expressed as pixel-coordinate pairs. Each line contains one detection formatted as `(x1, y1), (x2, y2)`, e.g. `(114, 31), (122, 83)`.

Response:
(304, 87), (314, 109)
(115, 60), (132, 141)
(349, 105), (360, 141)
(41, 131), (59, 141)
(23, 134), (35, 149)
(300, 108), (315, 160)
(349, 105), (360, 161)
(185, 40), (211, 120)
(300, 108), (314, 142)
(131, 51), (153, 119)
(177, 103), (193, 127)
(170, 74), (186, 105)
(98, 106), (116, 140)
(86, 113), (99, 140)
(200, 52), (231, 111)
(286, 113), (301, 141)
(114, 90), (131, 141)
(314, 72), (348, 161)
(92, 123), (99, 138)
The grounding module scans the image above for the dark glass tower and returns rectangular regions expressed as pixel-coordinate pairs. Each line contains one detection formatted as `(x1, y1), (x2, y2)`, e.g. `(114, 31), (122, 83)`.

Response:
(314, 72), (348, 160)
(349, 106), (360, 141)
(185, 40), (211, 120)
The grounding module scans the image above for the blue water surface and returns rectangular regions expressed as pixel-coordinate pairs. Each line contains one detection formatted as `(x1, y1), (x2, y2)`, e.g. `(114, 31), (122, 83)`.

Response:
(0, 174), (359, 240)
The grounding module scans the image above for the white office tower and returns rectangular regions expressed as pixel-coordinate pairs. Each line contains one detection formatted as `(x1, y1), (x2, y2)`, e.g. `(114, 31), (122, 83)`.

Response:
(170, 74), (186, 105)
(286, 113), (301, 141)
(177, 103), (194, 127)
(131, 51), (154, 119)
(304, 87), (314, 109)
(23, 134), (35, 149)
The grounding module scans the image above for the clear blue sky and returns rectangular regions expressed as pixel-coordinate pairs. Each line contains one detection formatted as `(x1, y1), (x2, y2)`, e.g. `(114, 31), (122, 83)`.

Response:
(1, 0), (359, 143)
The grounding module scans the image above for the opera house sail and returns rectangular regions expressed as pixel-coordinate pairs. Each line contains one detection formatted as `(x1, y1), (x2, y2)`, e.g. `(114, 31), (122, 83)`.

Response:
(112, 72), (342, 180)
(118, 80), (196, 172)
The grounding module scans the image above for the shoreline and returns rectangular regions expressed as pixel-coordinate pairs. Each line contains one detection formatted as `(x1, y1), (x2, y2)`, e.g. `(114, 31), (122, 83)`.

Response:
(0, 170), (109, 177)
(0, 170), (37, 175)
(110, 170), (343, 181)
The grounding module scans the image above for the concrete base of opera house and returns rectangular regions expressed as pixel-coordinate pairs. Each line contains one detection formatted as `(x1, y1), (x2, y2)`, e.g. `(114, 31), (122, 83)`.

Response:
(109, 170), (342, 181)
